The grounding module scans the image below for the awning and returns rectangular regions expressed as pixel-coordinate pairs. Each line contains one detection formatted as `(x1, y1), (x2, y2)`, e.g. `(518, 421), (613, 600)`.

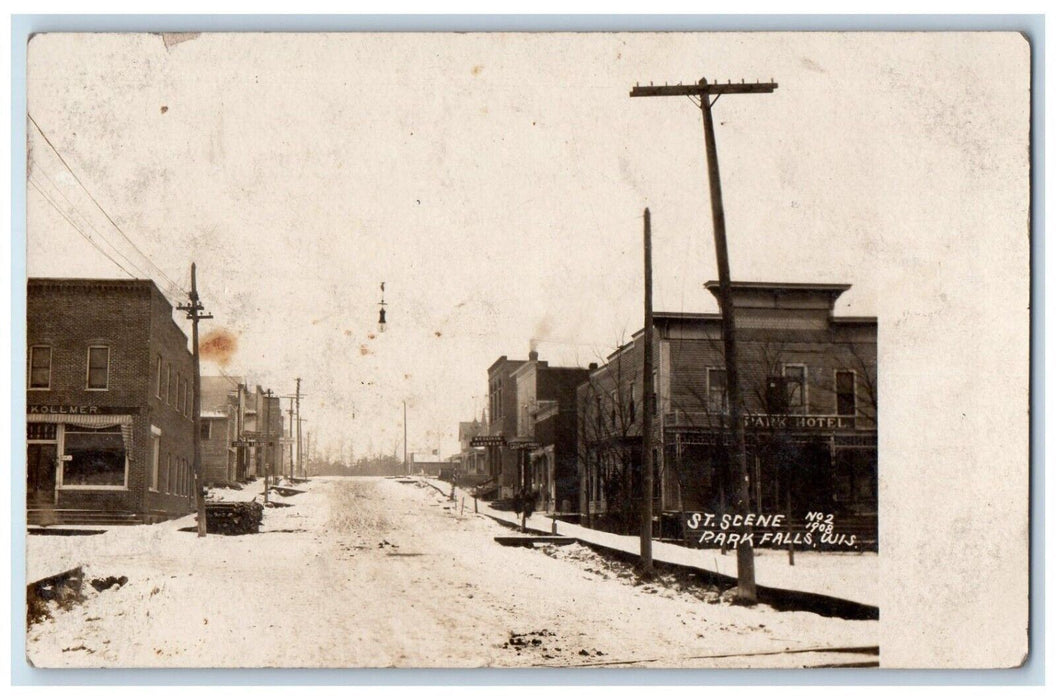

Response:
(27, 413), (132, 428)
(27, 414), (135, 458)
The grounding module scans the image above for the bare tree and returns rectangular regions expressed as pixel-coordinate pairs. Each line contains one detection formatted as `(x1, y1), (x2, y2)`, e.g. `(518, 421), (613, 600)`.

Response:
(576, 340), (643, 535)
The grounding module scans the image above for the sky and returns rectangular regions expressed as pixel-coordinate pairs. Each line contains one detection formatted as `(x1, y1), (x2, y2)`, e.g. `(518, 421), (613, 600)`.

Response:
(25, 32), (1028, 460)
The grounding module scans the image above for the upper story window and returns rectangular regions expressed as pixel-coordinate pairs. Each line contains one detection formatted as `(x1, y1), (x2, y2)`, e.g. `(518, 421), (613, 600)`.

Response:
(836, 370), (857, 416)
(150, 426), (161, 491)
(707, 368), (728, 413)
(86, 346), (110, 390)
(201, 421), (212, 440)
(783, 364), (807, 414)
(167, 365), (175, 405)
(609, 390), (618, 430)
(176, 372), (184, 413)
(628, 385), (636, 424)
(155, 356), (163, 398)
(29, 345), (52, 390)
(653, 370), (659, 416)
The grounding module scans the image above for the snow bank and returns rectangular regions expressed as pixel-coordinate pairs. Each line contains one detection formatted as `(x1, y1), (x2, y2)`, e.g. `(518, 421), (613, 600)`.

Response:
(430, 478), (878, 608)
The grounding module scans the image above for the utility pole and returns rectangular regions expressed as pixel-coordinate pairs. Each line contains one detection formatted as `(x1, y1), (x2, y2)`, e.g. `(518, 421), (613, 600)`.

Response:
(295, 378), (302, 479)
(287, 402), (295, 479)
(640, 207), (655, 578)
(177, 263), (213, 538)
(403, 401), (408, 475)
(631, 76), (778, 604)
(297, 418), (309, 476)
(262, 389), (274, 505)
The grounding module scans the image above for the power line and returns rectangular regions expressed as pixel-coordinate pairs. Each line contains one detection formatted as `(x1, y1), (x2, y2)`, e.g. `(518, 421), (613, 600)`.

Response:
(27, 113), (187, 296)
(28, 176), (139, 280)
(29, 159), (156, 281)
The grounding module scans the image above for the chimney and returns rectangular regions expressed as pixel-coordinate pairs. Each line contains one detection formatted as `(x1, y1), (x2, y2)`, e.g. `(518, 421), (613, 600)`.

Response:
(529, 350), (539, 362)
(588, 362), (598, 371)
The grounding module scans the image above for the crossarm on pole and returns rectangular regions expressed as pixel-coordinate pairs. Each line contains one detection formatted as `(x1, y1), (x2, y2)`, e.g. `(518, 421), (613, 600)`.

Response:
(630, 82), (777, 98)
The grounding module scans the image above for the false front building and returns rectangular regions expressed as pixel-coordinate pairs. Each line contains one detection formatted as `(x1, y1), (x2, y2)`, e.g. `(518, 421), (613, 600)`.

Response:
(577, 281), (877, 546)
(510, 351), (590, 515)
(27, 278), (197, 525)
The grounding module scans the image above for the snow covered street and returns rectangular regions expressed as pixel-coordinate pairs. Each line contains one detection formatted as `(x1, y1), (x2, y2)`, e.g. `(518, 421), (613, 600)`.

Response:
(26, 477), (878, 668)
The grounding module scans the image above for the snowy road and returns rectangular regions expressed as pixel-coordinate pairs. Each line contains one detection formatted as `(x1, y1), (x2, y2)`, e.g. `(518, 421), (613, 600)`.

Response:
(27, 477), (879, 668)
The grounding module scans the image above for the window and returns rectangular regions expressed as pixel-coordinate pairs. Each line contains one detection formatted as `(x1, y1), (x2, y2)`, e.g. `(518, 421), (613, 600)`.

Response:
(185, 381), (192, 416)
(707, 368), (728, 413)
(29, 345), (52, 389)
(629, 385), (636, 423)
(653, 448), (662, 499)
(63, 426), (125, 487)
(167, 366), (175, 404)
(836, 371), (856, 416)
(783, 364), (807, 414)
(156, 356), (163, 397)
(161, 362), (169, 403)
(176, 372), (184, 412)
(610, 390), (618, 430)
(86, 346), (109, 390)
(201, 421), (212, 440)
(187, 386), (193, 417)
(28, 423), (57, 440)
(150, 428), (161, 491)
(653, 370), (659, 416)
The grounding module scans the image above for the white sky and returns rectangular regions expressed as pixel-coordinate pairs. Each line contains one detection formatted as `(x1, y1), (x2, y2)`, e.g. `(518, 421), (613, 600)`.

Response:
(25, 32), (1028, 459)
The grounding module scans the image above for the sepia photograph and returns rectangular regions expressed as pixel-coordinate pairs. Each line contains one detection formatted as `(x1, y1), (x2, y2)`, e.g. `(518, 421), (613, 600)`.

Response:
(19, 29), (1030, 671)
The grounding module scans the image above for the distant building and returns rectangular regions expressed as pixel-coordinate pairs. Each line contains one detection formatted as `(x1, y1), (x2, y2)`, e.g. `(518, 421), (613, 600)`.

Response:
(455, 419), (487, 477)
(237, 385), (286, 482)
(26, 278), (196, 525)
(411, 456), (448, 478)
(486, 355), (527, 498)
(578, 282), (877, 544)
(510, 351), (589, 515)
(199, 375), (245, 486)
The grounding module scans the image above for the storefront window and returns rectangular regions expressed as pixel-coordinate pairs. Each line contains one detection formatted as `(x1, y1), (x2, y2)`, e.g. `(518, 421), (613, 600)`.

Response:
(63, 427), (125, 486)
(833, 449), (877, 515)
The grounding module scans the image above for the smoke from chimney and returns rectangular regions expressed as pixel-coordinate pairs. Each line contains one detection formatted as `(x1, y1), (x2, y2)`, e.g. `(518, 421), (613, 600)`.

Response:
(529, 316), (553, 355)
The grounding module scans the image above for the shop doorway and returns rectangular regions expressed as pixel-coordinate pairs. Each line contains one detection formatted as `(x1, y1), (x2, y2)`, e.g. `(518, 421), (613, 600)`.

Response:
(27, 443), (57, 508)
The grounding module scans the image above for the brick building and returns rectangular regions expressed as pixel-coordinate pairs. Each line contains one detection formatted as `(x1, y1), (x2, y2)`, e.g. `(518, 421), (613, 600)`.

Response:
(577, 281), (877, 545)
(27, 278), (197, 525)
(486, 355), (527, 498)
(510, 351), (589, 515)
